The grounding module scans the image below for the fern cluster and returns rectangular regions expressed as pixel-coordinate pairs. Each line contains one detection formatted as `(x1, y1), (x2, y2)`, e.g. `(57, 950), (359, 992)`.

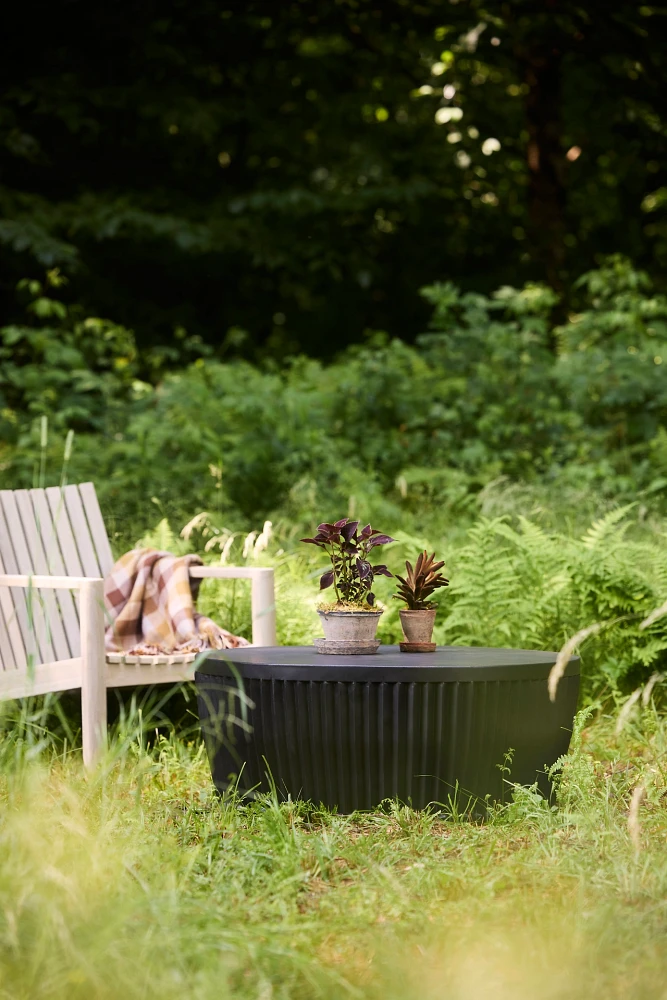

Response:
(438, 507), (667, 698)
(148, 504), (667, 702)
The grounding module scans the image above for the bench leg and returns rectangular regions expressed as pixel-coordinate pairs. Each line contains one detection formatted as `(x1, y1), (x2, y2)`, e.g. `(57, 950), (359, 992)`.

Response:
(80, 580), (107, 767)
(251, 568), (277, 646)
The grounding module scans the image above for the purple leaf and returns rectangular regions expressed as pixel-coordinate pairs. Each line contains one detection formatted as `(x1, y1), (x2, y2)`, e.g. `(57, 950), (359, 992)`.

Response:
(356, 558), (372, 580)
(342, 541), (359, 554)
(360, 524), (373, 539)
(368, 534), (395, 548)
(366, 592), (375, 606)
(372, 564), (394, 578)
(319, 570), (335, 590)
(317, 523), (335, 533)
(340, 520), (360, 542)
(300, 537), (325, 546)
(334, 518), (349, 528)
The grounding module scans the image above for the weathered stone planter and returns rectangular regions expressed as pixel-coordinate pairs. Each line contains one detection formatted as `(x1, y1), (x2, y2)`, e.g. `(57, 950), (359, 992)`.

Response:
(316, 608), (383, 655)
(399, 608), (437, 644)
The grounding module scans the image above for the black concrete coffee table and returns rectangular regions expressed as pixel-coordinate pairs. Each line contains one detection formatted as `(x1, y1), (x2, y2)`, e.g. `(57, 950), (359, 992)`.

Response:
(195, 645), (579, 813)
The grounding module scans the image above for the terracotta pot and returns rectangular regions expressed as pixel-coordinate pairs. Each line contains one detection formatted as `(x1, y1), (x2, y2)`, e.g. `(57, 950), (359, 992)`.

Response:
(399, 608), (437, 644)
(317, 609), (383, 643)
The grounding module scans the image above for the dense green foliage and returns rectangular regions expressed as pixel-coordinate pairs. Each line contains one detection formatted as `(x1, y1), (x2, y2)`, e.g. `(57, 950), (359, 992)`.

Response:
(439, 512), (667, 697)
(5, 257), (667, 698)
(165, 501), (667, 700)
(4, 257), (667, 528)
(2, 2), (667, 355)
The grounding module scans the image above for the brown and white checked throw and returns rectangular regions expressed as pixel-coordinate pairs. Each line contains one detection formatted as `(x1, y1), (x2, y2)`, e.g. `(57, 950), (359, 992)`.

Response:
(104, 548), (249, 654)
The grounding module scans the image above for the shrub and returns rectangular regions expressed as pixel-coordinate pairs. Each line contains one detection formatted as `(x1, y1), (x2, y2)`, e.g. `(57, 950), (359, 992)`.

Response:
(4, 257), (667, 533)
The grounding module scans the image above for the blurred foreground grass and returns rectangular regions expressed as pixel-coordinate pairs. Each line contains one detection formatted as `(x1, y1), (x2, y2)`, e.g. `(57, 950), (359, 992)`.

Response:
(1, 701), (666, 1000)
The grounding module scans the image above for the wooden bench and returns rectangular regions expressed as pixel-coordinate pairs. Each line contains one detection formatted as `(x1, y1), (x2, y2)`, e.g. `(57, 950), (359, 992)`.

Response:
(0, 483), (276, 766)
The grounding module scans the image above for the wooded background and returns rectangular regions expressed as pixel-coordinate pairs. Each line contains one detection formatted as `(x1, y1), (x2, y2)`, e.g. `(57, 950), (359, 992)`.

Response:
(2, 0), (667, 359)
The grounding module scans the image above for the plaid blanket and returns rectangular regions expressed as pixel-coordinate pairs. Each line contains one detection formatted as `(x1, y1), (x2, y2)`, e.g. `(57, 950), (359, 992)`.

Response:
(104, 548), (249, 654)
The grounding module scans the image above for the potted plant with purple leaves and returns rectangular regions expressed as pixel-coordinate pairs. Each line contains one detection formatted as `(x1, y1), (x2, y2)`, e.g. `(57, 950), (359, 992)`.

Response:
(394, 551), (449, 651)
(301, 519), (394, 654)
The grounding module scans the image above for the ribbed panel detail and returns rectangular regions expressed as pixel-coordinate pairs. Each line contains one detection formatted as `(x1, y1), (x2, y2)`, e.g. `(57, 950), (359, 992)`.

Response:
(197, 674), (580, 812)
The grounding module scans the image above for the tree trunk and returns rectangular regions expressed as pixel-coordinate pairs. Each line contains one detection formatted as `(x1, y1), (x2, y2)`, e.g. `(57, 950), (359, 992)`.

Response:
(514, 37), (566, 293)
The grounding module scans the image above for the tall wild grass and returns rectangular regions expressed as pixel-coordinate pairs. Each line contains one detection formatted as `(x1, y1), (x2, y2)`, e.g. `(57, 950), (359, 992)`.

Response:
(0, 697), (667, 999)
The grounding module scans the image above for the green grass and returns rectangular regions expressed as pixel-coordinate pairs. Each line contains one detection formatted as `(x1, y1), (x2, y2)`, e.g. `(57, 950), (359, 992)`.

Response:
(2, 488), (667, 998)
(1, 701), (667, 1000)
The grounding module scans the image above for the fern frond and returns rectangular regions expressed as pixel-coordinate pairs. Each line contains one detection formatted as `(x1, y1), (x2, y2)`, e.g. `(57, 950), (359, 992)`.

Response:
(580, 503), (637, 550)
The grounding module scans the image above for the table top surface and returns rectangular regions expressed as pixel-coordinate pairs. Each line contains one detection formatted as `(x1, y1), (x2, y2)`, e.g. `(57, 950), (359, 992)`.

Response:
(196, 645), (579, 683)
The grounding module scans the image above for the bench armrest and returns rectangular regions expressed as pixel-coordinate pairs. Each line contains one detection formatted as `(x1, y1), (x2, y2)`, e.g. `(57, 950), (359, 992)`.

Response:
(189, 566), (270, 581)
(188, 566), (277, 647)
(0, 574), (103, 589)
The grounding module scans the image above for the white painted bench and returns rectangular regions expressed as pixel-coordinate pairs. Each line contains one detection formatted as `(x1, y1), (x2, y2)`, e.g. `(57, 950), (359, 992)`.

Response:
(0, 483), (277, 766)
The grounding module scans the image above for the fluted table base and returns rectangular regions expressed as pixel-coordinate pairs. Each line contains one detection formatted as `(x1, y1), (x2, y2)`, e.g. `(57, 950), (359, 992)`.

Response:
(195, 645), (579, 814)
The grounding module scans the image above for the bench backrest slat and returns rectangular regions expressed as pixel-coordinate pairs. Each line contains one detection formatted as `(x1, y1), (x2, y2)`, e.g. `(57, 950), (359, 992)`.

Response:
(0, 548), (26, 670)
(61, 485), (104, 579)
(45, 487), (85, 577)
(0, 491), (48, 665)
(79, 482), (114, 578)
(13, 490), (72, 663)
(29, 489), (81, 656)
(0, 485), (113, 669)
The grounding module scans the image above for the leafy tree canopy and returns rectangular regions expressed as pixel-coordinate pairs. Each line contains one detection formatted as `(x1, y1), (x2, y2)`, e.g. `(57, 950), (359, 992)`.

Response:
(2, 0), (667, 357)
